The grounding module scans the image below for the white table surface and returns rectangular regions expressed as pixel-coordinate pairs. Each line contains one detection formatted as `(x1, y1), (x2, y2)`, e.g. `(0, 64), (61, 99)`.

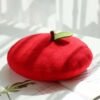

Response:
(0, 27), (100, 100)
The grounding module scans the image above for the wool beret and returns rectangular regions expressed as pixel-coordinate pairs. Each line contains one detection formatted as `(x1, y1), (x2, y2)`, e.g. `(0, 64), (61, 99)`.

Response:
(7, 31), (93, 81)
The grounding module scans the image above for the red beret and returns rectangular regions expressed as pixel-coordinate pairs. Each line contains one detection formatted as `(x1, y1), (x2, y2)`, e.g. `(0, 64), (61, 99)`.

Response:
(7, 31), (93, 81)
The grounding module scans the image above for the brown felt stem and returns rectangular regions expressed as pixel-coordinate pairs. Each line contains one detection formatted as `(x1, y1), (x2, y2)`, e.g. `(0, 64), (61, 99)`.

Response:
(50, 31), (55, 41)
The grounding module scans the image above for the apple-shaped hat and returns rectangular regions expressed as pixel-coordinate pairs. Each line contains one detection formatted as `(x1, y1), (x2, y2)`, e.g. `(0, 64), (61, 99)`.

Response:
(7, 31), (93, 81)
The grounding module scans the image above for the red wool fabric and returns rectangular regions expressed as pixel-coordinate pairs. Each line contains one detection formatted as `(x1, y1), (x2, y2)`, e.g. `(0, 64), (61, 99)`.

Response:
(7, 32), (93, 81)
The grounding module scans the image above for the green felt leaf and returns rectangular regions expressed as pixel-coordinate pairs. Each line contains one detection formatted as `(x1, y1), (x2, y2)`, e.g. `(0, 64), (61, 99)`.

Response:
(54, 32), (73, 40)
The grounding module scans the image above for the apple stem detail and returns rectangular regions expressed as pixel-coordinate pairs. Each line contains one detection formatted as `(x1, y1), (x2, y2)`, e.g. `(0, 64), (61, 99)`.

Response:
(50, 31), (55, 41)
(50, 31), (73, 40)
